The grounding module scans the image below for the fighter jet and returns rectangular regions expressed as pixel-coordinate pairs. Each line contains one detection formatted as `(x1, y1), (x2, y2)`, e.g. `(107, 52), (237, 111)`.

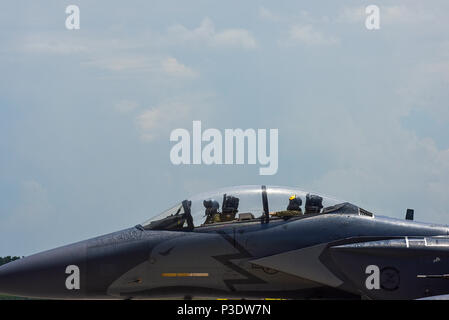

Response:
(1, 185), (449, 300)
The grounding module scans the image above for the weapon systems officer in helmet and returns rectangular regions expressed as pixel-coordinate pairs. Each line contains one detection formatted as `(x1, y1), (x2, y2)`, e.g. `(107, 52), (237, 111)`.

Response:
(287, 195), (302, 212)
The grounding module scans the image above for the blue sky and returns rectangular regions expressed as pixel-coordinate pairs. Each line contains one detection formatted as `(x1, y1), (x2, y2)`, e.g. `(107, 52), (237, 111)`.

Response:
(1, 1), (449, 255)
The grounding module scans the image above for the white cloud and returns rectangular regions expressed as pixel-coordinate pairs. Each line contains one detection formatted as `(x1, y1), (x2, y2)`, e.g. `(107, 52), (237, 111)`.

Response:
(18, 33), (199, 80)
(382, 5), (435, 24)
(258, 7), (331, 25)
(83, 55), (198, 78)
(83, 56), (158, 72)
(136, 101), (192, 141)
(162, 57), (198, 78)
(21, 36), (89, 54)
(287, 24), (339, 46)
(257, 7), (337, 47)
(167, 18), (257, 49)
(337, 6), (365, 24)
(168, 18), (215, 42)
(211, 29), (257, 49)
(135, 92), (216, 142)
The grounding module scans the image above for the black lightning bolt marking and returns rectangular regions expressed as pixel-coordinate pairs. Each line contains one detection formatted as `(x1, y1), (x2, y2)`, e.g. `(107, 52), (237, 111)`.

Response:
(159, 246), (174, 256)
(212, 230), (266, 292)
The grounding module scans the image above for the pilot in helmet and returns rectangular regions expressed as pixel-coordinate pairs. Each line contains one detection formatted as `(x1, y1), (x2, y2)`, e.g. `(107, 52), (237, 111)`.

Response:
(204, 199), (220, 224)
(287, 195), (302, 212)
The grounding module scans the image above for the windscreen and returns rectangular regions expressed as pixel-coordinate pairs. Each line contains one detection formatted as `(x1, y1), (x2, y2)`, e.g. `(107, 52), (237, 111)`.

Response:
(141, 203), (184, 230)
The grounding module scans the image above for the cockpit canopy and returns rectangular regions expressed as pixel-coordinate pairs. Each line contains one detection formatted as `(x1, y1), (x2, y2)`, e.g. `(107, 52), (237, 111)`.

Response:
(140, 185), (373, 231)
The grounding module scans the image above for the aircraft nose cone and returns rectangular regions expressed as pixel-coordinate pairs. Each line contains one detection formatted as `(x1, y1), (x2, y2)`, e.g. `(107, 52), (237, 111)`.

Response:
(0, 242), (86, 299)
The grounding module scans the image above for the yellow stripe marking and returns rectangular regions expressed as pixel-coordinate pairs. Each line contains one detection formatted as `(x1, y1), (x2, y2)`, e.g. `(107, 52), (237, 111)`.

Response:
(161, 273), (209, 277)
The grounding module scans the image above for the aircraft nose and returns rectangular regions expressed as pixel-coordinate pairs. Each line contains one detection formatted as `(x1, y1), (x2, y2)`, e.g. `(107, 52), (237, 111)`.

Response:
(0, 242), (86, 299)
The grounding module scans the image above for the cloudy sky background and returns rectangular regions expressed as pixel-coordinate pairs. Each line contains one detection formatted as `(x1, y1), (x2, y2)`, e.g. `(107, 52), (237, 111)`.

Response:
(1, 0), (449, 255)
